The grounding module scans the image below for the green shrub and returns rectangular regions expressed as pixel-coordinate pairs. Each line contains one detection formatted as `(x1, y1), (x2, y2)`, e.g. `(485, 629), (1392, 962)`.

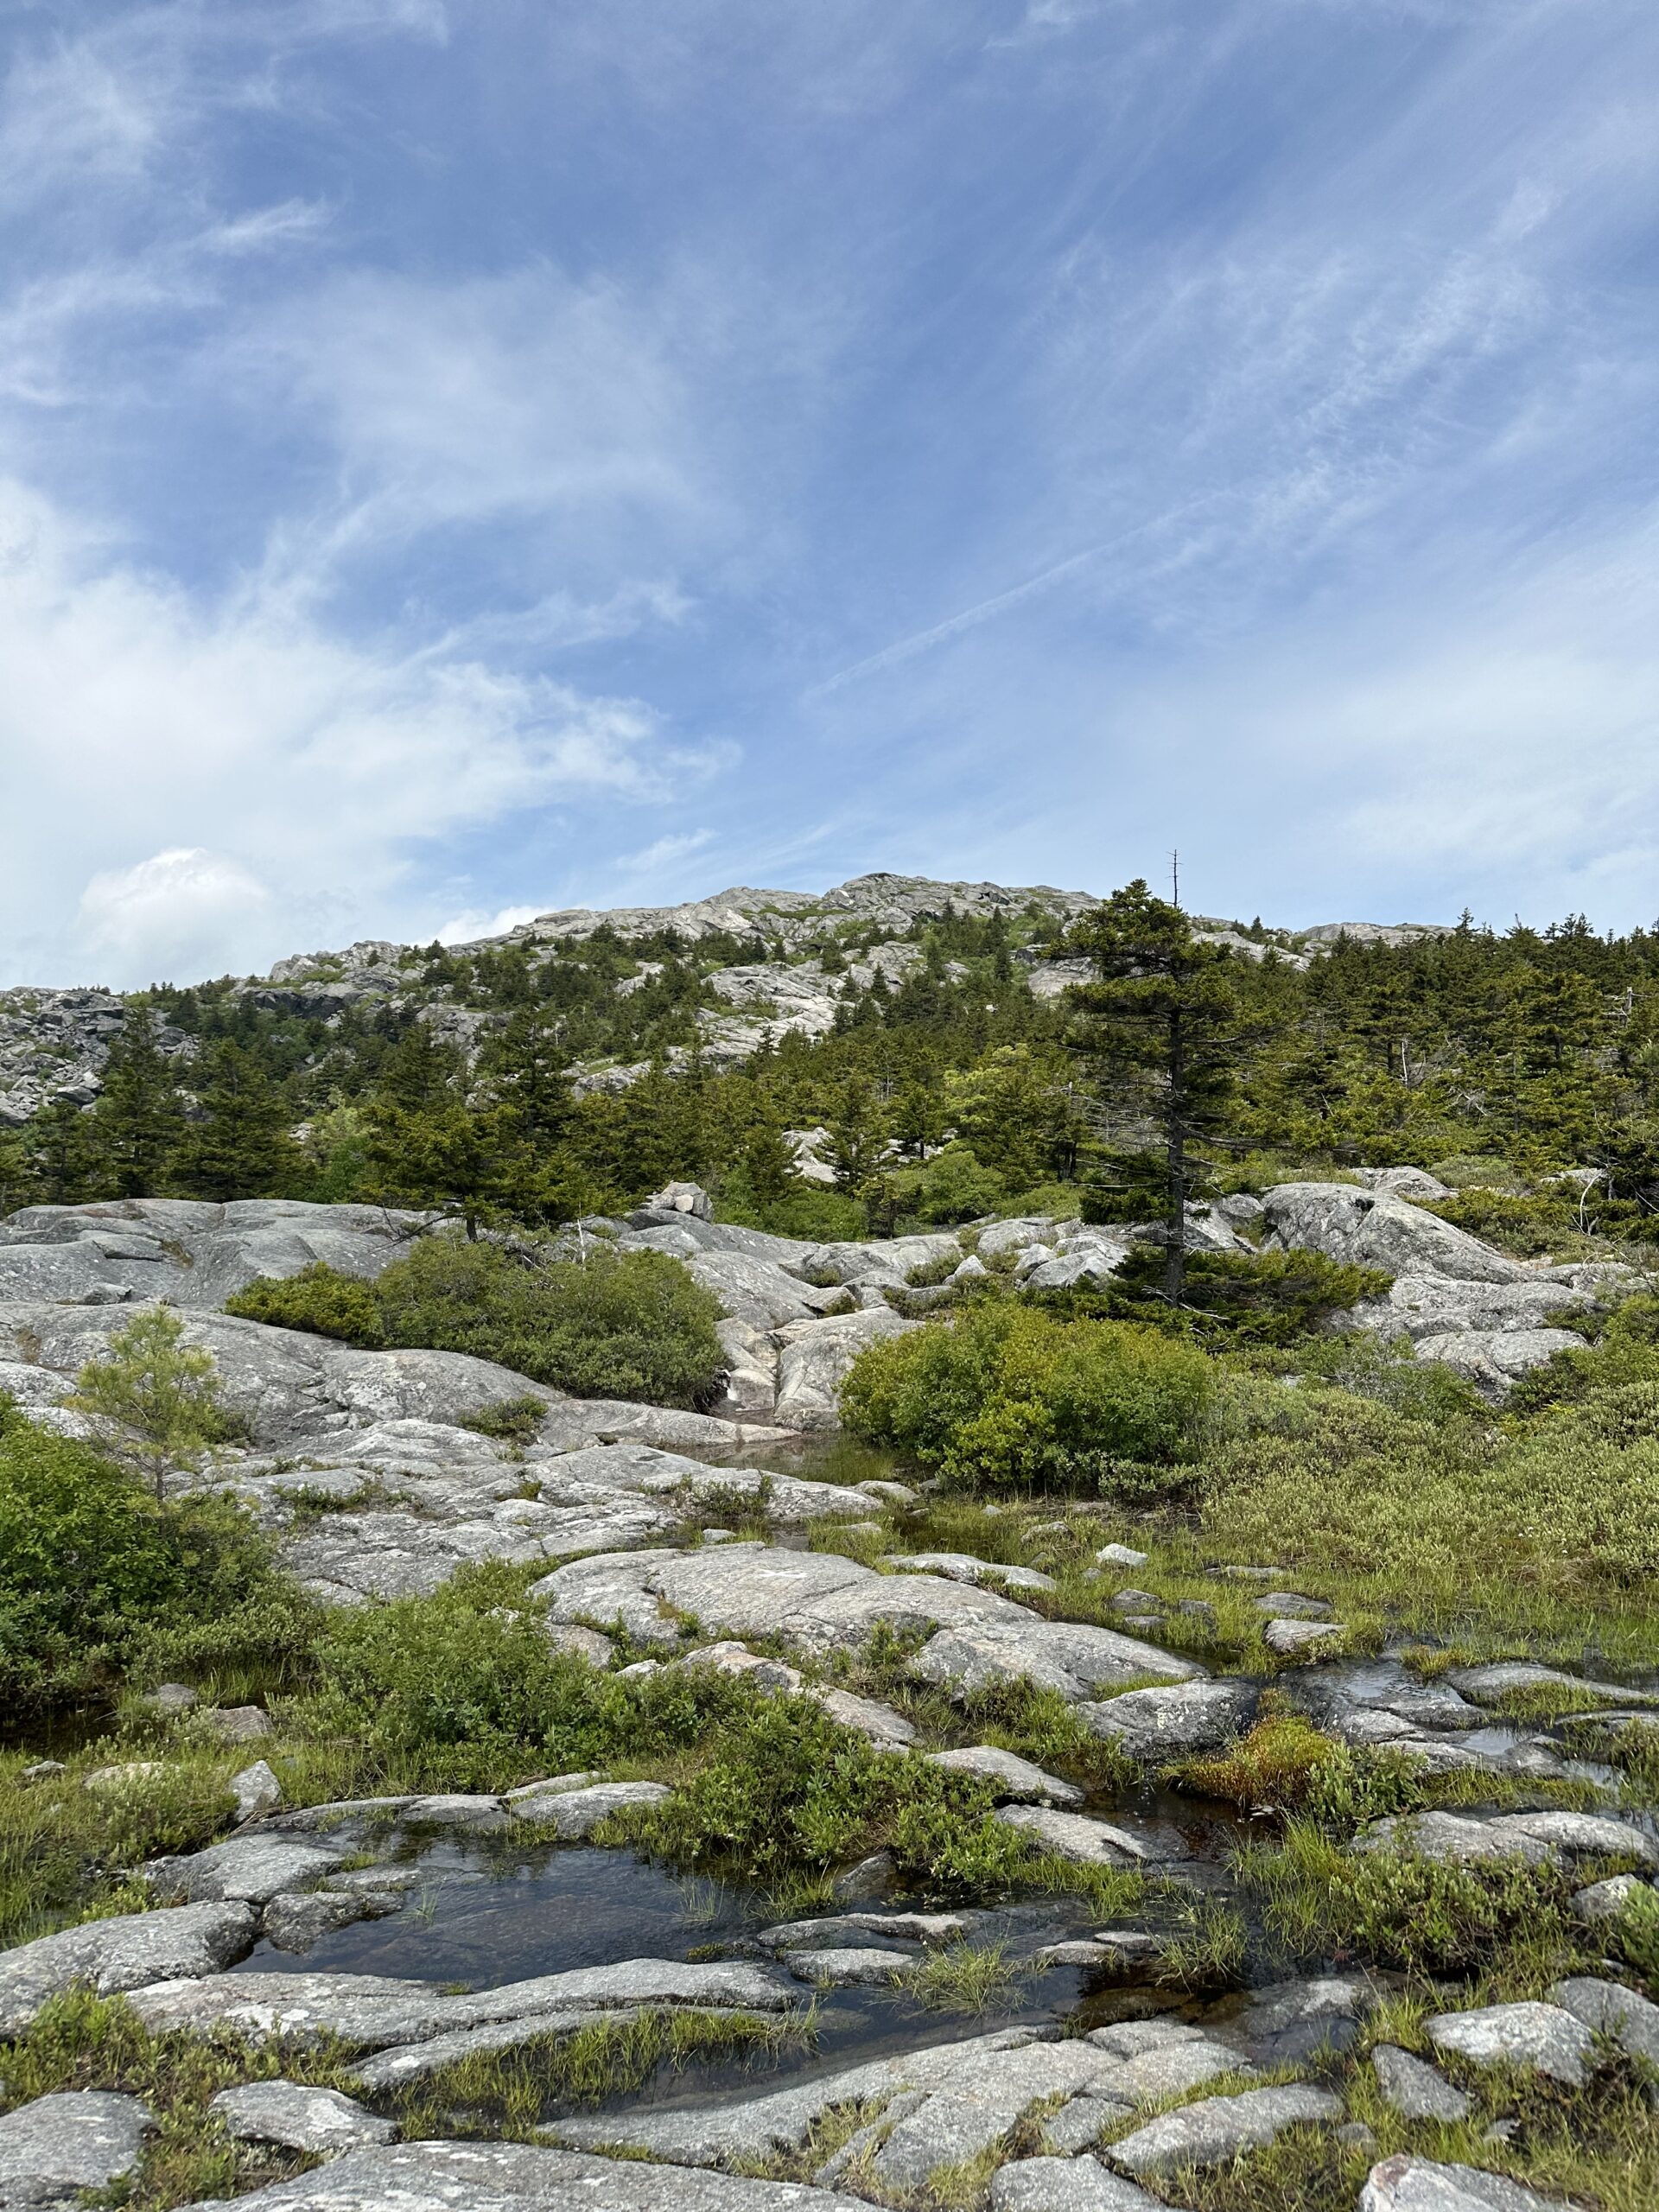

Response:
(372, 1238), (725, 1408)
(1420, 1187), (1579, 1256)
(1242, 1821), (1575, 1975)
(839, 1302), (1214, 1494)
(302, 1573), (746, 1789)
(230, 1243), (726, 1408)
(457, 1395), (547, 1443)
(1506, 1296), (1659, 1416)
(1292, 1333), (1484, 1425)
(0, 1399), (283, 1714)
(907, 1143), (1007, 1225)
(1053, 1245), (1392, 1347)
(226, 1262), (385, 1344)
(1198, 1373), (1659, 1612)
(1427, 1154), (1520, 1190)
(618, 1696), (1030, 1893)
(1173, 1714), (1417, 1829)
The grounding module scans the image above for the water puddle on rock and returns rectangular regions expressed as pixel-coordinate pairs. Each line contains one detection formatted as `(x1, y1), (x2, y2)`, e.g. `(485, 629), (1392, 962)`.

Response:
(240, 1833), (1259, 2115)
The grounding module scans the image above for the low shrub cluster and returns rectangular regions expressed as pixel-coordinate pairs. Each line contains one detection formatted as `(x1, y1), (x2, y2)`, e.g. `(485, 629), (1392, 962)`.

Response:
(1240, 1821), (1580, 1977)
(228, 1236), (726, 1408)
(1195, 1372), (1659, 1618)
(1172, 1713), (1419, 1829)
(297, 1570), (746, 1790)
(0, 1397), (296, 1716)
(1046, 1245), (1394, 1348)
(616, 1695), (1034, 1894)
(840, 1302), (1215, 1496)
(226, 1262), (384, 1344)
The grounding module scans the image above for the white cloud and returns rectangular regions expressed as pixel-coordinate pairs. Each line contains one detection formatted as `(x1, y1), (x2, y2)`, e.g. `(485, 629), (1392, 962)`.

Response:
(242, 264), (707, 547)
(78, 849), (272, 981)
(609, 829), (716, 880)
(434, 903), (549, 947)
(0, 480), (730, 986)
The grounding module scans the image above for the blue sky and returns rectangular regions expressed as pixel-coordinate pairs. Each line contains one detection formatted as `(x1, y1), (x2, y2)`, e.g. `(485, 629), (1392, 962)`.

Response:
(3, 0), (1657, 986)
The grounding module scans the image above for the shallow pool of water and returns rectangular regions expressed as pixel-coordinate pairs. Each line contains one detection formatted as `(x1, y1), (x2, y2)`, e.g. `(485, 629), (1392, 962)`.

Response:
(240, 1834), (1238, 2112)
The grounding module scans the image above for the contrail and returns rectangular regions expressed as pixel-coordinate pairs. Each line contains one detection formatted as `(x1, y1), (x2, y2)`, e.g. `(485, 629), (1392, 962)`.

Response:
(812, 502), (1209, 696)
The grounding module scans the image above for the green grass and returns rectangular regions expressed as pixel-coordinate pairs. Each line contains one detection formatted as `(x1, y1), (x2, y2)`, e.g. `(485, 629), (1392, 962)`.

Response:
(0, 1747), (238, 1946)
(0, 1988), (366, 2212)
(908, 1939), (1030, 2014)
(393, 2006), (810, 2139)
(1233, 1823), (1605, 1983)
(1154, 1897), (1249, 1989)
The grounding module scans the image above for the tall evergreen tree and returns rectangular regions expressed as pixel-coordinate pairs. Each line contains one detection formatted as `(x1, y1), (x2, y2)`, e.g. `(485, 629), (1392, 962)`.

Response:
(90, 1006), (185, 1198)
(171, 1041), (305, 1200)
(19, 1097), (97, 1205)
(1065, 881), (1246, 1301)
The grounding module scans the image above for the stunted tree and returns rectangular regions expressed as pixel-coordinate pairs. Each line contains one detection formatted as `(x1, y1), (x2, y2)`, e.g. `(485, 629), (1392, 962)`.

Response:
(68, 1307), (235, 1503)
(1065, 880), (1245, 1303)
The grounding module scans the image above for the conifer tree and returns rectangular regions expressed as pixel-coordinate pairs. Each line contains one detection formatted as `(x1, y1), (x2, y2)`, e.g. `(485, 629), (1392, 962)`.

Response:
(1065, 880), (1246, 1302)
(172, 1041), (304, 1200)
(20, 1096), (96, 1205)
(90, 1006), (184, 1198)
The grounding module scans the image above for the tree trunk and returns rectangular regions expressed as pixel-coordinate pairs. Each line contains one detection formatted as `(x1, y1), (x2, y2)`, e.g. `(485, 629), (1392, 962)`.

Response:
(1164, 1009), (1186, 1304)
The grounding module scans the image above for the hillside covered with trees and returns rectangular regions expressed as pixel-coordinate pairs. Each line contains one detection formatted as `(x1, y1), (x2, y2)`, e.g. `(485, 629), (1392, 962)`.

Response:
(5, 878), (1659, 1256)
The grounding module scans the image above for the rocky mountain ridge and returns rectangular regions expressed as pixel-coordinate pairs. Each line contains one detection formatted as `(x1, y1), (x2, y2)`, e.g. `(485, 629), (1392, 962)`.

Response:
(0, 873), (1447, 1123)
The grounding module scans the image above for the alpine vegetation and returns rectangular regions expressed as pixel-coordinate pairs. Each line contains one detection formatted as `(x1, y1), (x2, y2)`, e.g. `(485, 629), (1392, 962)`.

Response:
(1, 874), (1656, 2212)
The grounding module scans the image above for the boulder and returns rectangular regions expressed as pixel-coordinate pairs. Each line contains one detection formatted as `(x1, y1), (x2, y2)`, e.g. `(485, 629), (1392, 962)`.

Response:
(507, 1782), (671, 1838)
(784, 1948), (913, 1987)
(1426, 2000), (1593, 2086)
(1263, 1619), (1346, 1656)
(1355, 1807), (1659, 1871)
(1359, 2156), (1568, 2212)
(0, 2091), (156, 2206)
(531, 1543), (1199, 1702)
(1370, 2045), (1471, 2122)
(210, 2082), (395, 2155)
(264, 1891), (388, 1952)
(231, 1760), (283, 1822)
(0, 1901), (257, 2034)
(994, 1806), (1188, 1866)
(924, 1745), (1084, 1806)
(772, 1307), (917, 1432)
(1228, 1974), (1377, 2063)
(1104, 2085), (1344, 2177)
(1547, 1975), (1659, 2066)
(1079, 1679), (1258, 1759)
(807, 1688), (915, 1747)
(1262, 1183), (1522, 1283)
(756, 1911), (968, 1951)
(885, 1552), (1057, 1593)
(1569, 1874), (1647, 1923)
(144, 1837), (350, 1907)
